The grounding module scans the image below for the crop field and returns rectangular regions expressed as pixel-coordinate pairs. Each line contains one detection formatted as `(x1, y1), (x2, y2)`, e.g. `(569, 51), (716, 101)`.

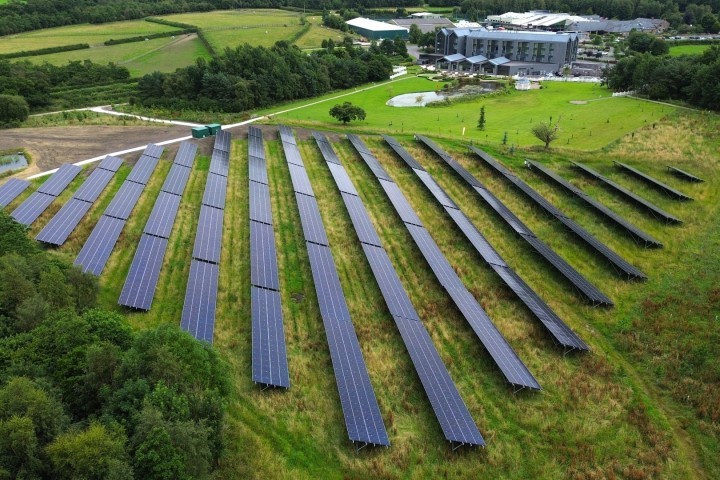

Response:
(23, 34), (209, 77)
(160, 9), (306, 50)
(669, 44), (712, 56)
(3, 106), (718, 478)
(0, 20), (177, 54)
(268, 79), (672, 151)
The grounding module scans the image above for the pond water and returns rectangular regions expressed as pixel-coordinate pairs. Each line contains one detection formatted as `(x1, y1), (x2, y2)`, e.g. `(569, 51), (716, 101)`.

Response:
(387, 83), (502, 107)
(0, 154), (28, 175)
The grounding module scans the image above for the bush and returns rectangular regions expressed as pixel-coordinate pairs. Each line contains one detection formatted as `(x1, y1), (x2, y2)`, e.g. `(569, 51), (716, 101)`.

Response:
(0, 94), (29, 127)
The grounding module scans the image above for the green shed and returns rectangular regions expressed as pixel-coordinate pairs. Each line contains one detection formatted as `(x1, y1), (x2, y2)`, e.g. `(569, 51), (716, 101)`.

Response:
(192, 126), (210, 139)
(206, 123), (222, 135)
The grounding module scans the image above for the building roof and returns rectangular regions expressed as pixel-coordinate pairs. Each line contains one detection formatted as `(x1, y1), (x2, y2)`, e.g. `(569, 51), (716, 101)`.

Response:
(410, 12), (442, 18)
(566, 18), (668, 33)
(389, 17), (455, 34)
(466, 29), (576, 43)
(443, 53), (466, 62)
(346, 17), (409, 32)
(489, 56), (511, 65)
(463, 54), (488, 64)
(487, 11), (595, 28)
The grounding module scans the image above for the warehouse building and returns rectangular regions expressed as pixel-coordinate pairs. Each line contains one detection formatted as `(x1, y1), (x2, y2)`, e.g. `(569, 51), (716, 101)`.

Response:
(345, 17), (409, 40)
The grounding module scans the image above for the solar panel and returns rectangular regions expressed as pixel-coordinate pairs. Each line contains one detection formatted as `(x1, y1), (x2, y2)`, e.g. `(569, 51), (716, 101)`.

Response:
(97, 155), (124, 172)
(174, 142), (197, 168)
(0, 178), (29, 208)
(615, 161), (692, 200)
(10, 192), (56, 225)
(251, 286), (290, 388)
(378, 179), (424, 227)
(103, 181), (145, 220)
(72, 168), (116, 203)
(118, 234), (168, 310)
(248, 156), (268, 185)
(282, 145), (304, 166)
(144, 144), (164, 159)
(295, 193), (329, 246)
(405, 223), (465, 291)
(362, 244), (419, 320)
(470, 145), (516, 178)
(74, 215), (126, 275)
(208, 151), (229, 177)
(312, 132), (342, 165)
(416, 135), (484, 188)
(126, 155), (160, 185)
(667, 165), (703, 183)
(279, 125), (296, 145)
(327, 162), (359, 196)
(414, 170), (458, 209)
(572, 162), (681, 224)
(445, 208), (506, 267)
(180, 259), (219, 343)
(202, 173), (228, 210)
(306, 242), (352, 323)
(161, 164), (192, 196)
(35, 198), (92, 245)
(341, 193), (382, 247)
(248, 126), (263, 138)
(37, 164), (82, 196)
(347, 133), (373, 155)
(472, 186), (533, 236)
(144, 191), (181, 239)
(214, 130), (231, 152)
(380, 135), (425, 170)
(192, 205), (224, 264)
(288, 163), (315, 197)
(250, 220), (280, 290)
(249, 181), (273, 225)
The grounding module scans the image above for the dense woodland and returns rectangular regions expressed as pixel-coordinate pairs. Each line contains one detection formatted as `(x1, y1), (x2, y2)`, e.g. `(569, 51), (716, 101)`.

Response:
(135, 41), (393, 112)
(0, 212), (230, 479)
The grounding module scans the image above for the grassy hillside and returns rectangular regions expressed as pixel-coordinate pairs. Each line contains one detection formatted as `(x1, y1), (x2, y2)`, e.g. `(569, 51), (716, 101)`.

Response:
(6, 106), (717, 478)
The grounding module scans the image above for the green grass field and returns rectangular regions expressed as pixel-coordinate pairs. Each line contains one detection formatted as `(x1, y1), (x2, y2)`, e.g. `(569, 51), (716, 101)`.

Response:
(0, 20), (177, 54)
(268, 78), (671, 151)
(5, 105), (718, 478)
(24, 34), (210, 77)
(669, 44), (712, 56)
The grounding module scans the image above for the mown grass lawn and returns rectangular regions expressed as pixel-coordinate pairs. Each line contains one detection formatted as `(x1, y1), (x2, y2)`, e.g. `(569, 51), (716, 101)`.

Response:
(669, 44), (712, 56)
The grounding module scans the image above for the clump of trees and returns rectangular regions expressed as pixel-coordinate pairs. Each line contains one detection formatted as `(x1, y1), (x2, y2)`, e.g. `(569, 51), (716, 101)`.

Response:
(0, 94), (29, 127)
(135, 41), (393, 113)
(330, 102), (366, 123)
(0, 212), (230, 479)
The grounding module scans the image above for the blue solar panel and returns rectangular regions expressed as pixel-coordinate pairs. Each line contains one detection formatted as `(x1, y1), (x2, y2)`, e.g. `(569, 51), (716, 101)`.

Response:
(144, 144), (164, 159)
(362, 244), (419, 320)
(104, 181), (145, 220)
(126, 155), (160, 185)
(312, 132), (342, 165)
(35, 198), (92, 246)
(10, 192), (56, 225)
(214, 130), (231, 152)
(378, 179), (424, 227)
(667, 165), (703, 183)
(341, 193), (382, 247)
(174, 142), (197, 168)
(414, 170), (458, 209)
(98, 155), (124, 172)
(249, 181), (273, 225)
(181, 259), (219, 343)
(0, 178), (29, 208)
(279, 125), (297, 145)
(144, 191), (181, 239)
(162, 164), (192, 196)
(381, 135), (424, 170)
(250, 220), (280, 290)
(192, 205), (224, 264)
(306, 242), (352, 323)
(282, 143), (304, 166)
(202, 173), (228, 210)
(74, 215), (126, 275)
(248, 156), (268, 184)
(295, 193), (329, 246)
(72, 168), (116, 203)
(118, 234), (168, 310)
(208, 150), (229, 177)
(615, 161), (692, 200)
(37, 164), (82, 196)
(251, 286), (290, 388)
(444, 208), (507, 267)
(288, 163), (315, 197)
(327, 162), (359, 196)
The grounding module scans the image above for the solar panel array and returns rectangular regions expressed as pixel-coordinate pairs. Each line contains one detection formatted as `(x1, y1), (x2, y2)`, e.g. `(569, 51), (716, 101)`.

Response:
(11, 164), (82, 225)
(36, 157), (123, 245)
(471, 148), (647, 280)
(615, 162), (692, 201)
(667, 165), (703, 183)
(75, 146), (163, 275)
(120, 143), (196, 310)
(245, 127), (290, 388)
(181, 133), (231, 345)
(0, 178), (29, 208)
(281, 126), (389, 447)
(416, 135), (613, 307)
(572, 162), (681, 224)
(315, 132), (484, 448)
(527, 160), (662, 249)
(384, 136), (588, 351)
(348, 133), (541, 391)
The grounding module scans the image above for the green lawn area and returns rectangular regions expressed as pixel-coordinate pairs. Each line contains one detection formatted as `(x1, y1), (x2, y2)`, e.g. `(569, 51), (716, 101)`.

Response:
(24, 34), (210, 77)
(268, 77), (672, 151)
(0, 19), (177, 54)
(669, 44), (712, 56)
(293, 20), (355, 49)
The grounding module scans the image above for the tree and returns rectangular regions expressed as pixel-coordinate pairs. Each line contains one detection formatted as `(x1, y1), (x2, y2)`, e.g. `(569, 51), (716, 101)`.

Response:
(531, 120), (561, 149)
(477, 105), (486, 130)
(409, 24), (422, 44)
(329, 102), (366, 124)
(0, 94), (29, 126)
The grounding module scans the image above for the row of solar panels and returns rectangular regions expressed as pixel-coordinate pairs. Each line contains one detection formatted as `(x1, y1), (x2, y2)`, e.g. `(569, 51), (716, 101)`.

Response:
(382, 136), (588, 353)
(248, 126), (290, 389)
(181, 134), (231, 344)
(315, 131), (485, 448)
(280, 126), (389, 448)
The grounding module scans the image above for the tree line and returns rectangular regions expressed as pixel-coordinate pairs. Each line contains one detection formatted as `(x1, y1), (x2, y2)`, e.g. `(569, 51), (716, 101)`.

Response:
(0, 211), (230, 479)
(135, 40), (393, 112)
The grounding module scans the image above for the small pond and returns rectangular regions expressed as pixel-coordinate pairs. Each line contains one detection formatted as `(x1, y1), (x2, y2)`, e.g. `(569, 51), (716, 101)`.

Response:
(0, 153), (28, 175)
(387, 83), (503, 107)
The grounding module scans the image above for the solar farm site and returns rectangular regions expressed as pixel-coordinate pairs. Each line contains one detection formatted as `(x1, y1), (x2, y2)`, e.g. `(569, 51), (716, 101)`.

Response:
(0, 124), (715, 477)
